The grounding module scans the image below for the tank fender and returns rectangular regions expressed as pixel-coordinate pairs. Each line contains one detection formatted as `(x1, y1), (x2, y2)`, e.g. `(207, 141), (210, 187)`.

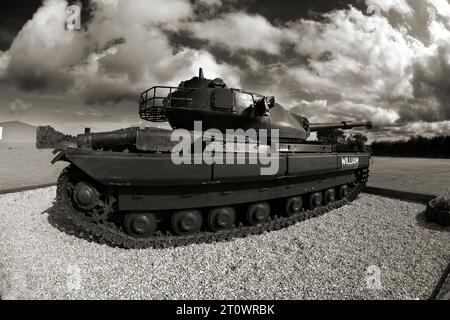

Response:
(51, 148), (69, 164)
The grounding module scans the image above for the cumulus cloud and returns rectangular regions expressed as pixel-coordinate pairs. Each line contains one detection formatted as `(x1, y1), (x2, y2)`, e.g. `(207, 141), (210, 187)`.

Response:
(174, 3), (424, 129)
(9, 98), (32, 113)
(288, 8), (420, 101)
(184, 12), (294, 55)
(366, 0), (414, 15)
(1, 0), (450, 138)
(5, 0), (86, 91)
(290, 99), (399, 127)
(409, 43), (450, 122)
(183, 0), (450, 136)
(0, 0), (240, 104)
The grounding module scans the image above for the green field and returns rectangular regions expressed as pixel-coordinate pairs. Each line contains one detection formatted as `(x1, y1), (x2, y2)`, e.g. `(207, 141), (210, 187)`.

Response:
(368, 157), (450, 196)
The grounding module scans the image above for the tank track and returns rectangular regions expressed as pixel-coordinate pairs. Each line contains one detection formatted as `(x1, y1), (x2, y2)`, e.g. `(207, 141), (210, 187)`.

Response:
(56, 166), (369, 249)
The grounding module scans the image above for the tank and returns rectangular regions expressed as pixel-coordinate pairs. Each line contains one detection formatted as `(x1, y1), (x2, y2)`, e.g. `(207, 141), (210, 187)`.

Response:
(52, 68), (373, 248)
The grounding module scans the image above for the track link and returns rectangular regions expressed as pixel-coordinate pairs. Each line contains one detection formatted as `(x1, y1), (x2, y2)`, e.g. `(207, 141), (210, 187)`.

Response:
(56, 166), (369, 249)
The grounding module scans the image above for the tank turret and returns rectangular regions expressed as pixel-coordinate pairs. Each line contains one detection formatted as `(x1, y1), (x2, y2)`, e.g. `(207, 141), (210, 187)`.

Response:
(139, 68), (372, 142)
(73, 69), (373, 151)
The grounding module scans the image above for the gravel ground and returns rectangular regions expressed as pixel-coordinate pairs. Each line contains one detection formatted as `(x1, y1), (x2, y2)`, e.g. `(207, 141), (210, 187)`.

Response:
(1, 187), (449, 300)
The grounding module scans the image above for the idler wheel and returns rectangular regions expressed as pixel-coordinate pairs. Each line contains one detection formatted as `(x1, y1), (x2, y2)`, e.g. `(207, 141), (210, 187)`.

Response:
(338, 184), (349, 199)
(308, 192), (323, 209)
(246, 202), (270, 226)
(171, 210), (203, 236)
(208, 207), (236, 232)
(324, 189), (336, 205)
(284, 196), (303, 217)
(125, 213), (158, 238)
(73, 182), (99, 210)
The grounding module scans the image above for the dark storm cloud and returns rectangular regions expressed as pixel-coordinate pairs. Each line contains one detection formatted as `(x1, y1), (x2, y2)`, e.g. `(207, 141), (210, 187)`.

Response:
(409, 44), (450, 122)
(0, 0), (94, 50)
(0, 28), (16, 50)
(196, 0), (367, 24)
(82, 80), (137, 105)
(0, 1), (42, 50)
(6, 60), (73, 92)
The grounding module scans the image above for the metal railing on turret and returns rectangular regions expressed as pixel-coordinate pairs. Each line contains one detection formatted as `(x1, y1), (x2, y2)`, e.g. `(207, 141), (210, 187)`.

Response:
(139, 86), (180, 122)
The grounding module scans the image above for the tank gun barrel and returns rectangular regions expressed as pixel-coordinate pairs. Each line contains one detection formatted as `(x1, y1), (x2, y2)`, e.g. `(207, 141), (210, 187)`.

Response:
(77, 127), (138, 149)
(309, 121), (372, 132)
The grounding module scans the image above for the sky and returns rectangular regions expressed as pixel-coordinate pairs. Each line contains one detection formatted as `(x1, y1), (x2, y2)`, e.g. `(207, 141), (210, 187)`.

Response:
(0, 0), (450, 141)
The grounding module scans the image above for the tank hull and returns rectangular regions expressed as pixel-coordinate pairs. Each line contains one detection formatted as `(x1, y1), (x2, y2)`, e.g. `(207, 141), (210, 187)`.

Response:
(117, 172), (356, 211)
(60, 149), (369, 184)
(56, 148), (369, 211)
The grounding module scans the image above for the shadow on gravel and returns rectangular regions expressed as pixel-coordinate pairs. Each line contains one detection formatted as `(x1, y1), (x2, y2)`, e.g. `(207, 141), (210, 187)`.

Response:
(415, 210), (450, 232)
(414, 210), (450, 300)
(42, 201), (113, 247)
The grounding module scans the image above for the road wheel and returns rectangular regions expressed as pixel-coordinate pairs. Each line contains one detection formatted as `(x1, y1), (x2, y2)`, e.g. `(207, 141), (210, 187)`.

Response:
(284, 196), (303, 216)
(338, 184), (349, 199)
(308, 192), (323, 209)
(171, 210), (203, 236)
(208, 207), (236, 232)
(73, 182), (100, 210)
(324, 189), (336, 205)
(246, 202), (270, 226)
(125, 213), (158, 238)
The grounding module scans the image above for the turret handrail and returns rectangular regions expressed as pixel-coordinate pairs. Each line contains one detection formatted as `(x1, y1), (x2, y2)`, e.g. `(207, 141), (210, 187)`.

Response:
(139, 86), (181, 122)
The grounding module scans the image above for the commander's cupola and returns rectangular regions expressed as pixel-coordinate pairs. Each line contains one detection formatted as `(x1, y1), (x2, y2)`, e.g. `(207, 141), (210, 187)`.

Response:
(178, 68), (227, 89)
